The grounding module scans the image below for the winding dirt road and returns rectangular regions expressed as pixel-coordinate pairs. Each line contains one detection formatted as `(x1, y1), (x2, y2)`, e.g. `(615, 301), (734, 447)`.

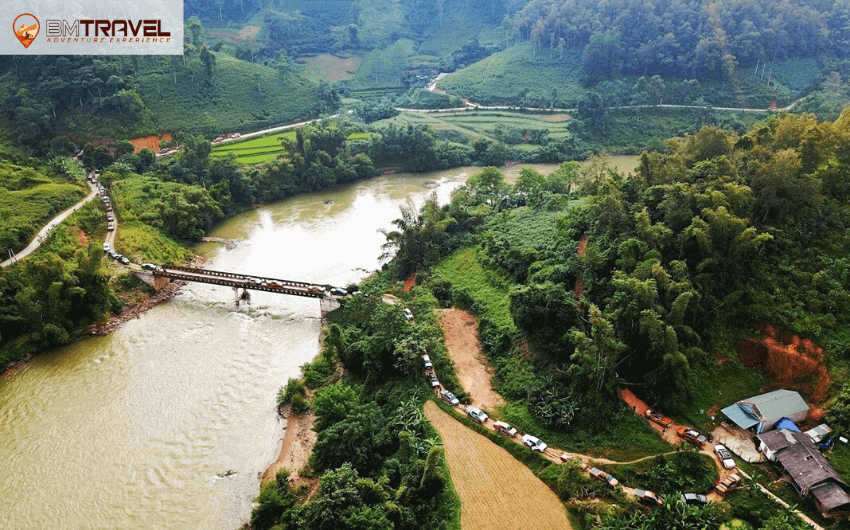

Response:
(1, 179), (98, 268)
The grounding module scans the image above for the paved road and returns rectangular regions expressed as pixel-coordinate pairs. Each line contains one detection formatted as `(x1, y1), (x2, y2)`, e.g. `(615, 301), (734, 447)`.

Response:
(1, 180), (99, 268)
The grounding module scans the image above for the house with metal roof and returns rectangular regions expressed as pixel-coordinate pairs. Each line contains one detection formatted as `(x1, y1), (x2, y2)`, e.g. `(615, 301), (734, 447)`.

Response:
(721, 389), (809, 434)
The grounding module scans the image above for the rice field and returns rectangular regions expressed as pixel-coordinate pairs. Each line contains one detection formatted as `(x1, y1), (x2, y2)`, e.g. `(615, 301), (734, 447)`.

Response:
(424, 401), (572, 530)
(376, 110), (571, 143)
(210, 132), (297, 164)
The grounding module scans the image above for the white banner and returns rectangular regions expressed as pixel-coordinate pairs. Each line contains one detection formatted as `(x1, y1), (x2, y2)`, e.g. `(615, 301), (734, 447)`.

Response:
(1, 0), (183, 55)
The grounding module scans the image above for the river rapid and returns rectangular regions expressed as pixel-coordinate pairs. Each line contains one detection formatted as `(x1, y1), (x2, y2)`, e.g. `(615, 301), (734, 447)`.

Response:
(0, 159), (637, 530)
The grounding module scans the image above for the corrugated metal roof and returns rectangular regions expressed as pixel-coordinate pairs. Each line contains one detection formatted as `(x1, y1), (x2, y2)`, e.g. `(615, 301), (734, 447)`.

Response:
(721, 403), (759, 430)
(741, 389), (809, 424)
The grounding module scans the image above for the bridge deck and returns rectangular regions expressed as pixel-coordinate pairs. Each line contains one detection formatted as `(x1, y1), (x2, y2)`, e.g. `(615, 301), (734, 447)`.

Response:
(153, 266), (330, 298)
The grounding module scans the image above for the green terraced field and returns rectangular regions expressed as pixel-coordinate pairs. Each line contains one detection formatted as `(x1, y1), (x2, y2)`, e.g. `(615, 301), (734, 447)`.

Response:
(211, 131), (373, 165)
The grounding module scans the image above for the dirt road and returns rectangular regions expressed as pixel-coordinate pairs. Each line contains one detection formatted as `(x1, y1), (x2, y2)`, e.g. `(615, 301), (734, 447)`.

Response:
(439, 309), (504, 411)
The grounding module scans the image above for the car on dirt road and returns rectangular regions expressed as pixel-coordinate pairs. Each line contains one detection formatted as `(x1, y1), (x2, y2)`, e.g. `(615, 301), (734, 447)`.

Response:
(422, 354), (432, 369)
(677, 427), (707, 446)
(441, 389), (459, 406)
(645, 409), (673, 428)
(428, 373), (440, 388)
(521, 434), (547, 453)
(634, 489), (663, 506)
(142, 263), (157, 271)
(589, 467), (619, 488)
(714, 444), (736, 469)
(466, 406), (488, 423)
(493, 421), (517, 438)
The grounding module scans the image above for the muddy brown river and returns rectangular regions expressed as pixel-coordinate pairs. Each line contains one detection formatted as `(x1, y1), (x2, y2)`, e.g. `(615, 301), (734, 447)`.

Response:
(0, 159), (637, 530)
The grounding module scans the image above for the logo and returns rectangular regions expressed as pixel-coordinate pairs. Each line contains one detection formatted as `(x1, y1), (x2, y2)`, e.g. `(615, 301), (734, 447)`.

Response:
(13, 13), (39, 48)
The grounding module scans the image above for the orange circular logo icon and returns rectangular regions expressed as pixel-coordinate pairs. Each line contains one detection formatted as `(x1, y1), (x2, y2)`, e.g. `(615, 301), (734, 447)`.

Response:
(14, 14), (39, 49)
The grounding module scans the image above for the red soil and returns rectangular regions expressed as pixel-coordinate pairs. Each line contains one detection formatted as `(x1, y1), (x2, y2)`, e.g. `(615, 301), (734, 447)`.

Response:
(575, 234), (589, 298)
(739, 323), (829, 402)
(130, 133), (172, 153)
(402, 274), (415, 292)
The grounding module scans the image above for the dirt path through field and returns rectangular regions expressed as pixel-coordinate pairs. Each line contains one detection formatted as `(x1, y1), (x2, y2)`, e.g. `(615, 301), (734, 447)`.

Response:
(439, 308), (504, 411)
(424, 401), (572, 530)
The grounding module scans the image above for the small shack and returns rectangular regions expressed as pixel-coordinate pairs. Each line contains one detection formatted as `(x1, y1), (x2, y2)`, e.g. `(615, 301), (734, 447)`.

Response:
(721, 389), (809, 434)
(756, 429), (850, 516)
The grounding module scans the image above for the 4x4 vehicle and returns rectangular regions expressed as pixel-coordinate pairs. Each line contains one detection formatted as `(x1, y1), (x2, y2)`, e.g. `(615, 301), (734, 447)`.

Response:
(142, 263), (157, 271)
(493, 421), (517, 438)
(422, 354), (432, 369)
(714, 444), (736, 469)
(634, 489), (663, 506)
(441, 389), (459, 406)
(521, 434), (547, 453)
(715, 473), (742, 495)
(677, 427), (707, 446)
(428, 373), (440, 388)
(466, 406), (488, 423)
(681, 493), (708, 505)
(589, 468), (619, 488)
(403, 308), (414, 321)
(645, 409), (673, 428)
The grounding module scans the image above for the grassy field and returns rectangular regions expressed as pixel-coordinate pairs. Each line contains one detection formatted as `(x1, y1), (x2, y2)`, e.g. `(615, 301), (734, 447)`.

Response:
(114, 221), (192, 264)
(434, 247), (516, 332)
(437, 43), (586, 108)
(375, 109), (572, 145)
(424, 401), (573, 530)
(298, 54), (361, 82)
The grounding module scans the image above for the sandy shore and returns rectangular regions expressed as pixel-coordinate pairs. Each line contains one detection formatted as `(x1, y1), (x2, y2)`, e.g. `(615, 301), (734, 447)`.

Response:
(262, 406), (318, 489)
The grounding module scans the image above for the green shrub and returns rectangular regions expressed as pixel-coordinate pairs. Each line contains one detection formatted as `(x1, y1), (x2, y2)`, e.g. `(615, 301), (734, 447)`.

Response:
(302, 356), (335, 389)
(290, 393), (311, 415)
(278, 378), (307, 407)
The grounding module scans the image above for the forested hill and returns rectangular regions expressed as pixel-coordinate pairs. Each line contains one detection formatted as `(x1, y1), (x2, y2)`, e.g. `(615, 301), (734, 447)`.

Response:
(514, 0), (850, 79)
(185, 0), (528, 54)
(0, 51), (329, 149)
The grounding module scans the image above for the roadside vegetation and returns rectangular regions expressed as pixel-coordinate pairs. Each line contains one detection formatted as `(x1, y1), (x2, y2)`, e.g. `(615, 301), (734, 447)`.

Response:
(248, 284), (463, 530)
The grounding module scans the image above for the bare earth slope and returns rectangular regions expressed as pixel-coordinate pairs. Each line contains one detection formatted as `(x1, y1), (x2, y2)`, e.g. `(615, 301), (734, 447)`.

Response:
(424, 401), (572, 530)
(439, 308), (503, 411)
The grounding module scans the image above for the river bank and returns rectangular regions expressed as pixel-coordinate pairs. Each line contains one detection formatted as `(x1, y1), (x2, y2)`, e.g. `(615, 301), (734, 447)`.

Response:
(261, 406), (318, 492)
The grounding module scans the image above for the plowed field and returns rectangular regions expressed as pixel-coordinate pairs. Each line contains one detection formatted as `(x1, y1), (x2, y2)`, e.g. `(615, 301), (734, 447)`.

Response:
(424, 401), (572, 530)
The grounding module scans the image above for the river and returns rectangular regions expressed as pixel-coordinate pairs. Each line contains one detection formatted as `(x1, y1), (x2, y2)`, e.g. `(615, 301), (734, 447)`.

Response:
(0, 158), (637, 530)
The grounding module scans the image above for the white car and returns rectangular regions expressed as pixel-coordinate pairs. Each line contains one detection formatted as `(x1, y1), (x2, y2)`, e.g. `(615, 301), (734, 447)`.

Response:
(103, 243), (110, 252)
(403, 308), (414, 321)
(466, 406), (488, 423)
(422, 354), (432, 369)
(714, 444), (736, 469)
(522, 434), (548, 453)
(493, 421), (517, 437)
